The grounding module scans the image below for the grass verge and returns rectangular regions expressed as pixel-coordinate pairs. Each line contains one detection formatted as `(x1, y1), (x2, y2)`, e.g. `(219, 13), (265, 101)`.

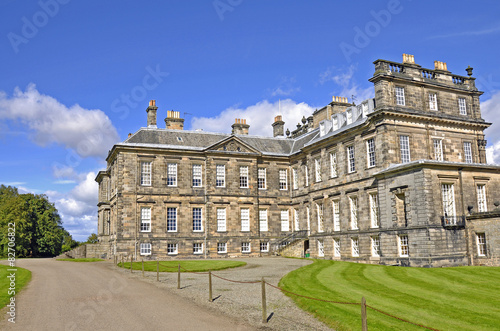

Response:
(279, 260), (500, 331)
(0, 265), (31, 308)
(56, 258), (104, 262)
(118, 260), (246, 272)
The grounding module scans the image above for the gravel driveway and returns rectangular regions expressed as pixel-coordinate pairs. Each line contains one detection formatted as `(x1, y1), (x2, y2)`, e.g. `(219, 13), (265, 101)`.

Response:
(117, 257), (332, 331)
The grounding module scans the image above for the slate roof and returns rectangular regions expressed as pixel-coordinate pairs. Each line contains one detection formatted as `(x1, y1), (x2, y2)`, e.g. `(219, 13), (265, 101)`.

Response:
(118, 127), (319, 157)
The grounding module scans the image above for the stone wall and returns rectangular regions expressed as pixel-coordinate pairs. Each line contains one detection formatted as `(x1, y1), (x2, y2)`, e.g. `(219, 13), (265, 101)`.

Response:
(467, 211), (500, 266)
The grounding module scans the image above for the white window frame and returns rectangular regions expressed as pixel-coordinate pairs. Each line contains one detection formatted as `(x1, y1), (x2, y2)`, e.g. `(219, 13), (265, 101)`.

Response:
(306, 206), (311, 233)
(217, 208), (226, 232)
(400, 135), (410, 164)
(167, 163), (177, 187)
(334, 239), (341, 257)
(192, 207), (203, 232)
(167, 243), (178, 255)
(398, 235), (409, 257)
(318, 240), (324, 257)
(369, 193), (379, 228)
(140, 243), (151, 256)
(441, 184), (456, 221)
(464, 141), (473, 163)
(281, 210), (290, 232)
(258, 167), (266, 190)
(240, 166), (249, 188)
(140, 207), (151, 232)
(241, 242), (251, 253)
(367, 138), (376, 168)
(429, 93), (438, 111)
(477, 184), (487, 212)
(304, 165), (309, 186)
(433, 139), (443, 161)
(259, 209), (268, 232)
(292, 168), (298, 190)
(315, 159), (322, 182)
(294, 208), (300, 231)
(193, 243), (203, 254)
(347, 145), (355, 173)
(316, 203), (324, 233)
(330, 152), (338, 178)
(192, 164), (202, 187)
(217, 242), (227, 254)
(240, 208), (250, 232)
(141, 161), (152, 186)
(395, 86), (405, 106)
(351, 238), (359, 257)
(349, 196), (358, 230)
(167, 207), (177, 232)
(260, 242), (269, 252)
(279, 169), (288, 190)
(371, 236), (380, 257)
(333, 200), (340, 231)
(458, 97), (467, 115)
(216, 164), (225, 187)
(476, 233), (486, 256)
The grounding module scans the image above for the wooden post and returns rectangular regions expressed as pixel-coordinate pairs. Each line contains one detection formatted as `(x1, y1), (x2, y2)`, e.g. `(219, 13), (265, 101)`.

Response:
(130, 256), (133, 273)
(156, 258), (159, 282)
(361, 296), (367, 331)
(261, 277), (267, 323)
(208, 270), (213, 302)
(177, 264), (181, 289)
(142, 259), (144, 277)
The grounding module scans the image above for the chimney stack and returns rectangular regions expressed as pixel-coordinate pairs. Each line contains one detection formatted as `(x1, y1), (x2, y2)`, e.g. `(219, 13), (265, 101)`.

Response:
(165, 110), (184, 130)
(272, 115), (285, 137)
(402, 53), (415, 64)
(434, 61), (448, 71)
(231, 118), (250, 135)
(146, 100), (158, 128)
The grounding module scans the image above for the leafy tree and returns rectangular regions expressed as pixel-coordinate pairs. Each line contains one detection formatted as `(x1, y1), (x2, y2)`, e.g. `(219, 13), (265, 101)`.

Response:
(61, 231), (80, 253)
(0, 185), (71, 258)
(86, 233), (99, 244)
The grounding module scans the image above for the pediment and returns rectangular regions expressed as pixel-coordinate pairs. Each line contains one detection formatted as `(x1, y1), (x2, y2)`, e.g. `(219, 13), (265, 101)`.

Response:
(206, 136), (259, 154)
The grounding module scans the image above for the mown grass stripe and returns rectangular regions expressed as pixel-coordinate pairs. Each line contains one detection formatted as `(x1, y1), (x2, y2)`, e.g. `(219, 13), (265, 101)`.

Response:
(279, 260), (500, 331)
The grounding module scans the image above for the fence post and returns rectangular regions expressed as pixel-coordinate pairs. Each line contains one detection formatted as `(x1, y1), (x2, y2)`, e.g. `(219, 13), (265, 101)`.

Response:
(156, 258), (159, 282)
(130, 256), (133, 273)
(142, 259), (144, 277)
(208, 270), (213, 302)
(261, 277), (267, 323)
(361, 296), (367, 331)
(121, 255), (123, 267)
(177, 263), (181, 289)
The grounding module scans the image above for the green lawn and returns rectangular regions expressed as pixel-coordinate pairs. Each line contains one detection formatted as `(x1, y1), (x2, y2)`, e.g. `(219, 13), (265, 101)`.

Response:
(118, 260), (246, 272)
(0, 265), (31, 308)
(279, 260), (500, 331)
(56, 258), (104, 262)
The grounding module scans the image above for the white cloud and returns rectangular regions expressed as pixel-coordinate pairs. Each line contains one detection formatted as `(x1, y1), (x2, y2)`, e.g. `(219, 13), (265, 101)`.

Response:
(51, 171), (98, 241)
(319, 65), (374, 103)
(429, 25), (500, 39)
(190, 99), (315, 137)
(481, 91), (500, 165)
(0, 84), (120, 158)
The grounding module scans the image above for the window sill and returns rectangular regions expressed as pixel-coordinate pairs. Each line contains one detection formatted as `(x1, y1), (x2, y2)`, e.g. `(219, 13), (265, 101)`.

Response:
(217, 252), (227, 254)
(193, 252), (203, 255)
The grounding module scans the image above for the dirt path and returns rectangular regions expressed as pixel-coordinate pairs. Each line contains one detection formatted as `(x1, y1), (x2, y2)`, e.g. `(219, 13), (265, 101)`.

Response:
(0, 259), (256, 331)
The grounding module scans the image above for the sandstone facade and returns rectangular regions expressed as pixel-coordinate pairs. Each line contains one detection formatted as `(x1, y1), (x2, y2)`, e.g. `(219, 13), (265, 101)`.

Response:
(96, 54), (500, 267)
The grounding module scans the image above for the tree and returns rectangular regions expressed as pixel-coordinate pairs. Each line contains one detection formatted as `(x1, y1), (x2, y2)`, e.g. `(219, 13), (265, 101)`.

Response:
(0, 185), (69, 258)
(86, 233), (99, 244)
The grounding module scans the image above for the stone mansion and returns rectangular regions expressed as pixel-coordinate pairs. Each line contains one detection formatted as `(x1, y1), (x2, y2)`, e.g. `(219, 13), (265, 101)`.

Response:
(96, 54), (500, 267)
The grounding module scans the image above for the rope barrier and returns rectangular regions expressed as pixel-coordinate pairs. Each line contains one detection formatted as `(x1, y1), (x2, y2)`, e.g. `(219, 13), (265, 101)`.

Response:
(134, 261), (440, 330)
(264, 281), (360, 305)
(211, 273), (260, 284)
(366, 305), (440, 331)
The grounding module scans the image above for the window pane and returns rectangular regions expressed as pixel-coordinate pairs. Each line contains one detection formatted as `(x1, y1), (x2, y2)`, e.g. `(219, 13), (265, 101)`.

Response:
(240, 166), (249, 188)
(216, 164), (225, 187)
(167, 207), (177, 232)
(141, 161), (152, 186)
(167, 163), (177, 186)
(400, 135), (410, 163)
(258, 168), (266, 189)
(192, 164), (202, 187)
(193, 207), (202, 231)
(217, 208), (226, 232)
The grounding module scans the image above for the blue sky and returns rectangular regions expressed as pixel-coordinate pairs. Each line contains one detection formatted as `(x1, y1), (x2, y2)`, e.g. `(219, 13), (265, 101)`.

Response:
(1, 0), (500, 241)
